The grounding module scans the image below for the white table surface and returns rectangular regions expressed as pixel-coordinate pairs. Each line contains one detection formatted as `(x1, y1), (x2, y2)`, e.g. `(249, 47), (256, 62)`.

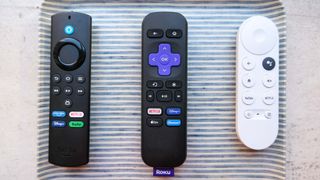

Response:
(0, 0), (319, 179)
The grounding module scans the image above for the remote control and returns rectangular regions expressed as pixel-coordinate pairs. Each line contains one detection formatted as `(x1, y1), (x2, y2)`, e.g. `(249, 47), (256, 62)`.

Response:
(236, 16), (279, 150)
(141, 12), (188, 167)
(49, 12), (91, 166)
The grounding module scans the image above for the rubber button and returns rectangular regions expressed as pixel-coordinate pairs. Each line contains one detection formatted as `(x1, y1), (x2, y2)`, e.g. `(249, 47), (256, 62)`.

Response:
(52, 74), (61, 83)
(166, 119), (181, 127)
(166, 80), (182, 89)
(146, 90), (154, 102)
(262, 57), (276, 71)
(76, 75), (86, 83)
(52, 111), (66, 118)
(175, 91), (183, 102)
(263, 74), (276, 88)
(147, 108), (162, 115)
(242, 57), (255, 71)
(166, 29), (182, 38)
(69, 111), (84, 118)
(147, 80), (163, 88)
(69, 121), (84, 128)
(263, 93), (275, 105)
(52, 86), (61, 95)
(53, 38), (86, 71)
(64, 99), (72, 108)
(76, 87), (85, 96)
(157, 91), (172, 102)
(52, 121), (66, 128)
(147, 29), (163, 38)
(64, 25), (74, 35)
(147, 118), (163, 127)
(240, 16), (278, 55)
(242, 74), (255, 88)
(242, 92), (255, 105)
(166, 107), (181, 116)
(244, 111), (254, 119)
(64, 74), (73, 83)
(264, 111), (272, 119)
(64, 86), (72, 96)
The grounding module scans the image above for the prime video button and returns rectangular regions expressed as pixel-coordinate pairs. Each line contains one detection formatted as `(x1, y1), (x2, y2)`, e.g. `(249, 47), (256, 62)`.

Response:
(52, 111), (66, 118)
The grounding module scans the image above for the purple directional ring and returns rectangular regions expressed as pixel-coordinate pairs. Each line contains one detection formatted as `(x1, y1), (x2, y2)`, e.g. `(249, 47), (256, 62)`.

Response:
(148, 43), (180, 76)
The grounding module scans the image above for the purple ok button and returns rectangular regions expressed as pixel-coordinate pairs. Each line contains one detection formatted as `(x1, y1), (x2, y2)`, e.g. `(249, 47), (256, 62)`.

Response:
(149, 44), (180, 76)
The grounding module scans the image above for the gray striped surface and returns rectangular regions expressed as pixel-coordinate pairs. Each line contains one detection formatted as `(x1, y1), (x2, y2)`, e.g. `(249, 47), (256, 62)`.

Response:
(38, 0), (286, 179)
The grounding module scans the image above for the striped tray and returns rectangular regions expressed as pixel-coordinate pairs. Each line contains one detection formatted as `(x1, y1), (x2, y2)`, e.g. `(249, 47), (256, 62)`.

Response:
(38, 0), (286, 179)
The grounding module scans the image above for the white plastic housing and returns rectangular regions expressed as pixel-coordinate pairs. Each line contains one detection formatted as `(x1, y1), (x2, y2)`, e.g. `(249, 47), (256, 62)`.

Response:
(236, 16), (279, 150)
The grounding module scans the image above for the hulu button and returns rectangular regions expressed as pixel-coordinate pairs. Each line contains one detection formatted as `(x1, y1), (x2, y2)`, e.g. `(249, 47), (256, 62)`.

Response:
(69, 121), (84, 128)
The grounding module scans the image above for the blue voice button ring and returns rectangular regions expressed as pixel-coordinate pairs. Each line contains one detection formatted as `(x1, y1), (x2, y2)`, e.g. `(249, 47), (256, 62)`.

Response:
(64, 25), (74, 35)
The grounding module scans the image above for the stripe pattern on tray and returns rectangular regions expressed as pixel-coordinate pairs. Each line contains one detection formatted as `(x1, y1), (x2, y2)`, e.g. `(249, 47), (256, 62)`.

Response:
(38, 0), (286, 179)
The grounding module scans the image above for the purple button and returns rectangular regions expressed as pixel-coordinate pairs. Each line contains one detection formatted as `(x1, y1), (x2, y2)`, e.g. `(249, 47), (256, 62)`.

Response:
(158, 65), (170, 76)
(148, 43), (181, 76)
(149, 54), (158, 66)
(159, 44), (170, 52)
(159, 54), (170, 65)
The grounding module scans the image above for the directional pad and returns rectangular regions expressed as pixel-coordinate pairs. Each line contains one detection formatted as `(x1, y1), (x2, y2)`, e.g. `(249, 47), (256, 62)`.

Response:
(149, 44), (180, 76)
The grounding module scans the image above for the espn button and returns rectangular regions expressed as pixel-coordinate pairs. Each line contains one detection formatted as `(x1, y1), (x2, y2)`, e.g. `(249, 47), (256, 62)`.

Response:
(147, 108), (162, 115)
(69, 111), (84, 118)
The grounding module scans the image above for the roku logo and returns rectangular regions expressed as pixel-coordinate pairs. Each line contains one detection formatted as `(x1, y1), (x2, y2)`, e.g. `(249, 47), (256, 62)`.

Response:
(156, 170), (170, 175)
(153, 168), (174, 177)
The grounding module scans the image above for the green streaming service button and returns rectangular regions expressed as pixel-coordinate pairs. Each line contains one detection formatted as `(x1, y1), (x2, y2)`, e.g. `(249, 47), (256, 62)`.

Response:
(69, 121), (84, 128)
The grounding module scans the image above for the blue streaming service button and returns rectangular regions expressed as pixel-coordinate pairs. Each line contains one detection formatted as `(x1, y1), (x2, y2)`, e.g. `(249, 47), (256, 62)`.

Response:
(166, 119), (181, 127)
(166, 107), (181, 116)
(52, 121), (66, 128)
(52, 111), (66, 118)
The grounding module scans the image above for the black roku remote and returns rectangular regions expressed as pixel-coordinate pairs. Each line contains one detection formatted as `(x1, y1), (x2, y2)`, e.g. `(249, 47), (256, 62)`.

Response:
(49, 12), (91, 167)
(141, 12), (188, 167)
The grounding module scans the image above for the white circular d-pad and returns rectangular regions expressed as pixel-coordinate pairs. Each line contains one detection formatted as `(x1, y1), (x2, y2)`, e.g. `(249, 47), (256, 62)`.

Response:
(240, 16), (278, 55)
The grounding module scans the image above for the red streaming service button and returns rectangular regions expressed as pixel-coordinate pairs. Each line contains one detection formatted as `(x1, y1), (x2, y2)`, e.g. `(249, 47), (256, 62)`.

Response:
(69, 111), (84, 118)
(147, 108), (162, 115)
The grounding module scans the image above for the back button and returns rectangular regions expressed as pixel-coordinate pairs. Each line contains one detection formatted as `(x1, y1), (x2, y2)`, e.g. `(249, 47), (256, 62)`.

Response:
(147, 29), (163, 38)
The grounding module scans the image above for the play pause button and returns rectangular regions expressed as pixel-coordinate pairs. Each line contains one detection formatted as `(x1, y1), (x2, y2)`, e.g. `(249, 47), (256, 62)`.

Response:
(156, 91), (172, 102)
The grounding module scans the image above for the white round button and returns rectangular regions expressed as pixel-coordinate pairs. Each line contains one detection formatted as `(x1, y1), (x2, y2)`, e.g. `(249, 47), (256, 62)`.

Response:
(263, 74), (276, 88)
(242, 92), (255, 105)
(264, 111), (272, 119)
(244, 111), (254, 119)
(240, 16), (278, 55)
(263, 93), (275, 105)
(242, 57), (255, 71)
(242, 74), (255, 88)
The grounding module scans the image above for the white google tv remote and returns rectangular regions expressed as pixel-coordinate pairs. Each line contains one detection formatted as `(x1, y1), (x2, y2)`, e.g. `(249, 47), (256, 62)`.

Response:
(236, 16), (279, 150)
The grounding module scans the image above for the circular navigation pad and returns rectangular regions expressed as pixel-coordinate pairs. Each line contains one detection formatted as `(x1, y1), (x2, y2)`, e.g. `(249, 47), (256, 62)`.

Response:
(240, 16), (278, 55)
(53, 38), (86, 71)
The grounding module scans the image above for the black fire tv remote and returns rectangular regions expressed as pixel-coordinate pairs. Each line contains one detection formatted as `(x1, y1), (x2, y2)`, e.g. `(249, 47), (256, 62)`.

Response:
(49, 12), (91, 167)
(141, 12), (188, 167)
